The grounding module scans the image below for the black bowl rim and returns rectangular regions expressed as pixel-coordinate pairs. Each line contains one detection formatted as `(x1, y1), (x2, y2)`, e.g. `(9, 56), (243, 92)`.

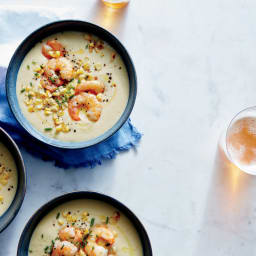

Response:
(6, 19), (137, 149)
(0, 127), (26, 233)
(17, 191), (152, 256)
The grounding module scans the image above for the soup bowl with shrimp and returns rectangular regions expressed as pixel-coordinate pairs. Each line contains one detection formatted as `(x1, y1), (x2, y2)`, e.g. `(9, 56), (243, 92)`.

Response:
(17, 191), (152, 256)
(6, 20), (137, 149)
(0, 127), (26, 232)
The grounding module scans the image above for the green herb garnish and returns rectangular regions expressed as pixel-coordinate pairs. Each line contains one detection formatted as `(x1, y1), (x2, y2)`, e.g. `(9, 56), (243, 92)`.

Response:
(30, 82), (33, 87)
(49, 77), (56, 83)
(44, 246), (49, 254)
(90, 218), (95, 227)
(85, 44), (89, 49)
(44, 128), (52, 132)
(32, 61), (36, 65)
(106, 216), (109, 224)
(20, 89), (25, 93)
(55, 99), (61, 106)
(27, 65), (30, 70)
(56, 212), (60, 219)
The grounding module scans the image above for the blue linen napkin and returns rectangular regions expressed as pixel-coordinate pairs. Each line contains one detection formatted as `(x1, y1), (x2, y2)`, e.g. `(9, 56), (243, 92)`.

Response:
(0, 67), (141, 168)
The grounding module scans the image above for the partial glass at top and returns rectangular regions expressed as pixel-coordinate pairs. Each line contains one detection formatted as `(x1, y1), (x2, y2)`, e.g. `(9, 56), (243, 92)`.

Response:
(226, 106), (256, 175)
(102, 0), (130, 9)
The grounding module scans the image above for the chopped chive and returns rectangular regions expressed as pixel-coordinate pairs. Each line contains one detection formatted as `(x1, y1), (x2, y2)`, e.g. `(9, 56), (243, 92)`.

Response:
(77, 79), (81, 84)
(34, 72), (39, 77)
(20, 89), (25, 93)
(72, 222), (75, 226)
(49, 77), (55, 83)
(90, 218), (95, 227)
(69, 95), (74, 100)
(27, 65), (30, 70)
(44, 128), (52, 132)
(85, 44), (89, 49)
(32, 61), (36, 65)
(41, 234), (44, 239)
(30, 82), (33, 87)
(106, 216), (109, 224)
(56, 212), (60, 219)
(44, 246), (49, 253)
(55, 99), (61, 106)
(29, 249), (33, 253)
(61, 244), (64, 250)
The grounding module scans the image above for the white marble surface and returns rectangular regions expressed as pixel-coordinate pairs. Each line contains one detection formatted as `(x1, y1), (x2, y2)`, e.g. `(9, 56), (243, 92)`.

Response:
(2, 0), (256, 255)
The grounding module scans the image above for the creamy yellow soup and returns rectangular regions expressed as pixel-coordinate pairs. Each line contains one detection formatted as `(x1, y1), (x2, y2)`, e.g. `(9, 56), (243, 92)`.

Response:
(0, 142), (18, 216)
(16, 32), (129, 142)
(28, 199), (143, 256)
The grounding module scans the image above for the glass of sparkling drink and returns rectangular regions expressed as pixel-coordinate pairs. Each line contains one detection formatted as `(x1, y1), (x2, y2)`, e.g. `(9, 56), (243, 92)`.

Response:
(101, 0), (130, 9)
(226, 106), (256, 175)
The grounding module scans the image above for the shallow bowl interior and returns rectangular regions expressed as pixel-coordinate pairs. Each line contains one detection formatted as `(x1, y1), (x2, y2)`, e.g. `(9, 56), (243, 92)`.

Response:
(0, 127), (26, 232)
(17, 191), (152, 255)
(6, 20), (137, 149)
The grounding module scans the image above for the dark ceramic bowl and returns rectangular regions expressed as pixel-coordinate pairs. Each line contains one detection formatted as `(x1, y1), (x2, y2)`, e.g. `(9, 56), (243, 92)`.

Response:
(17, 191), (152, 255)
(6, 20), (137, 149)
(0, 127), (26, 232)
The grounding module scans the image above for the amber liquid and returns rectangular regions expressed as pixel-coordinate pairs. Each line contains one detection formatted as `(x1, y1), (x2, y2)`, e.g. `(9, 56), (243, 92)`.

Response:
(227, 117), (256, 173)
(102, 0), (129, 9)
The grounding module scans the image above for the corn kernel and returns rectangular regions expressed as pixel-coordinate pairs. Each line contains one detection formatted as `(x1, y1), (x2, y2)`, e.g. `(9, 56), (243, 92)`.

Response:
(58, 219), (64, 226)
(83, 63), (90, 72)
(62, 124), (70, 133)
(35, 99), (42, 105)
(0, 196), (3, 202)
(46, 90), (52, 98)
(52, 91), (60, 97)
(55, 51), (60, 57)
(34, 67), (41, 72)
(28, 91), (35, 97)
(55, 125), (63, 133)
(94, 64), (102, 71)
(103, 74), (109, 82)
(28, 105), (34, 112)
(59, 88), (67, 94)
(51, 106), (59, 113)
(49, 51), (55, 57)
(62, 212), (68, 218)
(0, 179), (8, 186)
(53, 116), (63, 126)
(79, 250), (86, 256)
(35, 104), (43, 111)
(24, 99), (32, 106)
(76, 68), (84, 76)
(44, 108), (51, 116)
(96, 93), (103, 102)
(57, 111), (64, 117)
(79, 74), (86, 80)
(25, 87), (30, 92)
(66, 214), (77, 223)
(39, 92), (47, 98)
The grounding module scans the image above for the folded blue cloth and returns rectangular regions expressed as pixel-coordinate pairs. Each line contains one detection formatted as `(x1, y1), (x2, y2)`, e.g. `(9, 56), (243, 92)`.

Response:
(0, 67), (141, 168)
